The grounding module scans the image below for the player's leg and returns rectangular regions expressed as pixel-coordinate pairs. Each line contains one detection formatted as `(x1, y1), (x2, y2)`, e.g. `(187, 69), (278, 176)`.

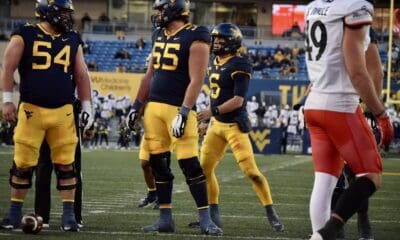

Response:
(305, 110), (344, 236)
(138, 137), (158, 208)
(34, 141), (53, 228)
(46, 104), (79, 231)
(142, 102), (175, 233)
(343, 163), (373, 239)
(227, 125), (284, 232)
(1, 103), (45, 229)
(312, 109), (382, 239)
(174, 111), (222, 235)
(72, 99), (83, 227)
(331, 168), (346, 239)
(199, 121), (227, 228)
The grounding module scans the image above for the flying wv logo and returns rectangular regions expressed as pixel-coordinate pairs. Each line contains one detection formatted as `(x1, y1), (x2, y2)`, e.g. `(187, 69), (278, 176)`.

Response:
(24, 110), (33, 119)
(249, 129), (271, 152)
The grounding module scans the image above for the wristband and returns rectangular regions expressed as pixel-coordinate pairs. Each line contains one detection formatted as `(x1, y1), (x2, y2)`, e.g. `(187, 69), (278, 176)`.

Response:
(82, 100), (92, 113)
(211, 106), (220, 116)
(132, 99), (143, 110)
(2, 92), (13, 103)
(179, 105), (190, 117)
(374, 110), (386, 118)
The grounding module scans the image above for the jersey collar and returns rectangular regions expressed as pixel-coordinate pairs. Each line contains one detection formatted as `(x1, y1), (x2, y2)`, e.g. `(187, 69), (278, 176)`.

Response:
(164, 23), (191, 38)
(214, 55), (235, 66)
(37, 23), (61, 37)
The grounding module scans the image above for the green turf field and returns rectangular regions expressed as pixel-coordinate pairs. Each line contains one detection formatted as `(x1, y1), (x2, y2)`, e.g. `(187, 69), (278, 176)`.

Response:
(0, 147), (399, 239)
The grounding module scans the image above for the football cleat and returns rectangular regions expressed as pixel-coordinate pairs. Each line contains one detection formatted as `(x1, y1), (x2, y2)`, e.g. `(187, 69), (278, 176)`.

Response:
(200, 222), (223, 236)
(153, 200), (160, 210)
(0, 211), (22, 230)
(337, 226), (345, 239)
(266, 205), (284, 232)
(138, 192), (158, 208)
(60, 213), (79, 232)
(309, 232), (324, 240)
(358, 213), (373, 240)
(142, 218), (175, 233)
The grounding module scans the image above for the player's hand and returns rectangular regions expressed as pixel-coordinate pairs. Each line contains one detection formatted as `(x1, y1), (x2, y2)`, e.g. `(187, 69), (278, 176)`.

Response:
(197, 109), (212, 123)
(376, 112), (394, 147)
(2, 102), (17, 122)
(198, 121), (209, 137)
(172, 106), (189, 138)
(80, 101), (94, 132)
(126, 100), (143, 130)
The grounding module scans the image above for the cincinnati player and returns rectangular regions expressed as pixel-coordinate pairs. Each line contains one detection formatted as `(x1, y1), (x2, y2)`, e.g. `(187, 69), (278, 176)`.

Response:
(195, 23), (284, 232)
(1, 0), (93, 232)
(126, 0), (222, 235)
(304, 1), (393, 239)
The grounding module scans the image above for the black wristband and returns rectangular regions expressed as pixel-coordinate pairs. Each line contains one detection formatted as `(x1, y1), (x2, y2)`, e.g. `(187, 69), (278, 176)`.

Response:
(211, 107), (220, 116)
(179, 105), (190, 118)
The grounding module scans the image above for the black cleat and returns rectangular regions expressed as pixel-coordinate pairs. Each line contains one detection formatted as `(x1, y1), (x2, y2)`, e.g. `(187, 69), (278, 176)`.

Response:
(61, 213), (79, 232)
(200, 222), (223, 236)
(266, 205), (284, 232)
(0, 211), (22, 230)
(337, 226), (345, 239)
(143, 219), (175, 233)
(152, 200), (160, 210)
(358, 213), (373, 240)
(138, 192), (158, 208)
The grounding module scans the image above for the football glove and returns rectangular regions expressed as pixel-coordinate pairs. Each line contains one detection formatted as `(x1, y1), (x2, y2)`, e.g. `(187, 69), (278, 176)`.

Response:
(81, 100), (94, 132)
(126, 100), (143, 130)
(171, 106), (189, 138)
(376, 112), (394, 148)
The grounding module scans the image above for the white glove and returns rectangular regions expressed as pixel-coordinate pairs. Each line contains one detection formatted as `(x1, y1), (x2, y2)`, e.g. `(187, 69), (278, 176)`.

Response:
(126, 108), (139, 130)
(126, 100), (143, 130)
(80, 100), (94, 132)
(171, 106), (189, 138)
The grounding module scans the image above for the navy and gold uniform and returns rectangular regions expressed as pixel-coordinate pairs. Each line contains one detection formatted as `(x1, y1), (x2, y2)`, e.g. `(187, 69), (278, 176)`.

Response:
(197, 22), (283, 232)
(201, 55), (279, 205)
(12, 23), (82, 168)
(143, 23), (210, 159)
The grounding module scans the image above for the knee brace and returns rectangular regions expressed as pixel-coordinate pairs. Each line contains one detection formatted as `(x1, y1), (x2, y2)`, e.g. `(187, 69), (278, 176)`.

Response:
(9, 162), (33, 189)
(149, 152), (174, 182)
(178, 157), (206, 185)
(54, 164), (76, 191)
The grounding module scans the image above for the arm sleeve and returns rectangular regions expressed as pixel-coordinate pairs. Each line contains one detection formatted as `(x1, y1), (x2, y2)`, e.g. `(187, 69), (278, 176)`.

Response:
(233, 72), (250, 97)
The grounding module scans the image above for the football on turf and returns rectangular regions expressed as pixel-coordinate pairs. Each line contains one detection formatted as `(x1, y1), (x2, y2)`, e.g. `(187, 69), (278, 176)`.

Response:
(21, 213), (43, 234)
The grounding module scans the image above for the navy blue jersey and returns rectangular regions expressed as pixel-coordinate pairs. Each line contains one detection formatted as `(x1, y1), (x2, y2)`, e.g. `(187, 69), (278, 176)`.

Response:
(149, 23), (210, 106)
(209, 55), (252, 123)
(11, 23), (82, 108)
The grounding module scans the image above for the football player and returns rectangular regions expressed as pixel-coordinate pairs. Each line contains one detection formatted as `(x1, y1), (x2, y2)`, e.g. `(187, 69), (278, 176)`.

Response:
(1, 0), (93, 232)
(126, 0), (222, 235)
(305, 1), (393, 239)
(195, 23), (284, 232)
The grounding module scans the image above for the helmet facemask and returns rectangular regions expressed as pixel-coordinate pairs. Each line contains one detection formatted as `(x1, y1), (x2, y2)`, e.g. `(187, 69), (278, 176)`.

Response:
(46, 3), (74, 32)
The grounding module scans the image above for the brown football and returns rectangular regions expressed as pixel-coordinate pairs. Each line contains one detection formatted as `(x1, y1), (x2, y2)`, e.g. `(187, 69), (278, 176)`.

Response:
(21, 213), (43, 234)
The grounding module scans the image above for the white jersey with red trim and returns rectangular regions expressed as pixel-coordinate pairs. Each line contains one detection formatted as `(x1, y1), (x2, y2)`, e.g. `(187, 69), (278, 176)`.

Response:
(304, 0), (373, 113)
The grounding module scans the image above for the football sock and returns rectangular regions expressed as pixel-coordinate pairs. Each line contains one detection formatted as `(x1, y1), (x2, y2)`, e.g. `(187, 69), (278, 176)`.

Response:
(198, 207), (212, 227)
(63, 201), (75, 214)
(189, 180), (208, 208)
(333, 177), (376, 222)
(9, 200), (23, 215)
(156, 181), (173, 205)
(310, 172), (338, 232)
(148, 189), (157, 198)
(160, 208), (172, 221)
(209, 204), (223, 228)
(318, 217), (344, 240)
